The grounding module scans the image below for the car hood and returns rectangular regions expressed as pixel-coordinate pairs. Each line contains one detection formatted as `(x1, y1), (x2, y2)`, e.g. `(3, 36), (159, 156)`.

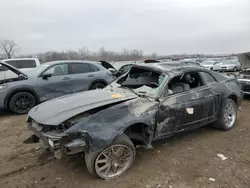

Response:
(29, 89), (138, 125)
(0, 61), (27, 77)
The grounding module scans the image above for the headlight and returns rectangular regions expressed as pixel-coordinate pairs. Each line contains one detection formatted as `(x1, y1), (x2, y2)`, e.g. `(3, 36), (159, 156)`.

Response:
(0, 84), (8, 90)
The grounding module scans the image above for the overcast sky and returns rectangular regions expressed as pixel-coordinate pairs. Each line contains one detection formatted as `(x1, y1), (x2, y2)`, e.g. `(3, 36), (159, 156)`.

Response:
(1, 0), (250, 55)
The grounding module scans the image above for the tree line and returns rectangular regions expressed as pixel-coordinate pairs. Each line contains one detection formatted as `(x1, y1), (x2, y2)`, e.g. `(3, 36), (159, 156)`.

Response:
(0, 40), (157, 63)
(0, 39), (237, 63)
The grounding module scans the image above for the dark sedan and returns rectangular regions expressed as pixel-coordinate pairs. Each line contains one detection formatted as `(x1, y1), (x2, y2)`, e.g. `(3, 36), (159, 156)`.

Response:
(25, 63), (242, 179)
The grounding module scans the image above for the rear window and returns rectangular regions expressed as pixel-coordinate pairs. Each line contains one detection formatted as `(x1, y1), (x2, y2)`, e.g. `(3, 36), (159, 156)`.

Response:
(200, 72), (216, 83)
(69, 63), (90, 74)
(5, 60), (37, 69)
(89, 64), (100, 72)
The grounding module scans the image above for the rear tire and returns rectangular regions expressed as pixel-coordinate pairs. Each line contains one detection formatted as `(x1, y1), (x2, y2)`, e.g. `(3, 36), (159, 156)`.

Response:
(90, 82), (106, 90)
(213, 98), (237, 131)
(85, 133), (135, 179)
(9, 92), (36, 114)
(233, 67), (237, 72)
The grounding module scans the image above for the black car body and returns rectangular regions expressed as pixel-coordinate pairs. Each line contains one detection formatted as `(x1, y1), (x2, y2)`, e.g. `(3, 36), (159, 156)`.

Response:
(26, 63), (243, 179)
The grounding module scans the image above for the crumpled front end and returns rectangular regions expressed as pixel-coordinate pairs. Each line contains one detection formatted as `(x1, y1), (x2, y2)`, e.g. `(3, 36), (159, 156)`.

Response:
(26, 117), (87, 159)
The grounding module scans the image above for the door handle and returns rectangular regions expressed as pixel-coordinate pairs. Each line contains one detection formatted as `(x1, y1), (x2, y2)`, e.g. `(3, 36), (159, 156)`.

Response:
(63, 77), (70, 80)
(88, 74), (94, 77)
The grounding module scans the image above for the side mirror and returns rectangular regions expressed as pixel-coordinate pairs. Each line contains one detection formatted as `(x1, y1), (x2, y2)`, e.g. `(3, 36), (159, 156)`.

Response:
(108, 68), (117, 75)
(42, 73), (52, 79)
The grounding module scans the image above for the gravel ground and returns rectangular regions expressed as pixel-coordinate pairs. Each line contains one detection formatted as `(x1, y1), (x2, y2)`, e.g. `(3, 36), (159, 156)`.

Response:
(0, 99), (250, 188)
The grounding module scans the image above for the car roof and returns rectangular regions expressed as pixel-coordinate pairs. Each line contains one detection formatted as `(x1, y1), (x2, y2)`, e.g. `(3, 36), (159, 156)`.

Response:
(43, 60), (100, 66)
(133, 62), (204, 76)
(2, 58), (39, 61)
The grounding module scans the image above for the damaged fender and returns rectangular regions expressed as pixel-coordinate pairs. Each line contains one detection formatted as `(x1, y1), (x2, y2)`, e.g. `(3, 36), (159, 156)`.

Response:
(65, 98), (158, 153)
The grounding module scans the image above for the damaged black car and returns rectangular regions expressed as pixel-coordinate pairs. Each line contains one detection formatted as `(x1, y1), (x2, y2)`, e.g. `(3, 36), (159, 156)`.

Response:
(25, 63), (243, 179)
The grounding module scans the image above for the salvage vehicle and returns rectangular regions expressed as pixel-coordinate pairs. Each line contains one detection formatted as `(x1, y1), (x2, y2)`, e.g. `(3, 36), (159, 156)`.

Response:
(0, 58), (41, 79)
(2, 58), (41, 71)
(200, 60), (221, 71)
(237, 68), (250, 95)
(0, 60), (114, 114)
(25, 63), (242, 179)
(115, 63), (134, 77)
(236, 52), (250, 95)
(220, 60), (241, 72)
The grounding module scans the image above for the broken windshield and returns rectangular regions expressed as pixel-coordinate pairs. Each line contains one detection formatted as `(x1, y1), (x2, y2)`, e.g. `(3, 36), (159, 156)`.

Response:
(107, 66), (168, 98)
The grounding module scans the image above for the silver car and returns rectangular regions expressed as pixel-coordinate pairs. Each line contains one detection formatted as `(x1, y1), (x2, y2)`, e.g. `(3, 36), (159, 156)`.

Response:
(200, 60), (221, 71)
(220, 60), (241, 72)
(0, 60), (115, 114)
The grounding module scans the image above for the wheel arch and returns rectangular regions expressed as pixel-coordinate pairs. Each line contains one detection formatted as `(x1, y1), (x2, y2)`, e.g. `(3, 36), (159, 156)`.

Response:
(88, 79), (108, 90)
(228, 93), (238, 105)
(4, 88), (39, 108)
(122, 122), (151, 146)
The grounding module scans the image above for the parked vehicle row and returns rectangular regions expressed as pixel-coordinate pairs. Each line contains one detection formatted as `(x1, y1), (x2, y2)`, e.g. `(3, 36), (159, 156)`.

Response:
(25, 62), (243, 179)
(200, 59), (241, 72)
(0, 60), (115, 114)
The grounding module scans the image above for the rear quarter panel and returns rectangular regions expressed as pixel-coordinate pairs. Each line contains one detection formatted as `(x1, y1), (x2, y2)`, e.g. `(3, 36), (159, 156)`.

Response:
(210, 71), (242, 105)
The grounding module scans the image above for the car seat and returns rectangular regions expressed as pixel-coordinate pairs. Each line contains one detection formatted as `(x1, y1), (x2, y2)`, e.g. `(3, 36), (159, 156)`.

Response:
(170, 74), (191, 94)
(54, 66), (64, 75)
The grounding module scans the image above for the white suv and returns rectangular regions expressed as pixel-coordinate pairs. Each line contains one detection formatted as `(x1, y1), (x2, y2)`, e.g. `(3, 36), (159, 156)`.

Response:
(0, 58), (40, 80)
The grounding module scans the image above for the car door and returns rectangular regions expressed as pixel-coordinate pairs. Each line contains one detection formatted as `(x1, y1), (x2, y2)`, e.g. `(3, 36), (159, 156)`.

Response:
(37, 63), (72, 102)
(68, 62), (97, 93)
(155, 72), (216, 137)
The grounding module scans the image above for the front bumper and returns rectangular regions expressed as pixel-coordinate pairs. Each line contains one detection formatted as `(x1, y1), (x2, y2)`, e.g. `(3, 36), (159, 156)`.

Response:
(238, 80), (250, 95)
(27, 121), (86, 159)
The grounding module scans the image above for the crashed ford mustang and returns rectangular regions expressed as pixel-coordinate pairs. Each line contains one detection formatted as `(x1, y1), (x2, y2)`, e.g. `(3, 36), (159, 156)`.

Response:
(25, 63), (243, 179)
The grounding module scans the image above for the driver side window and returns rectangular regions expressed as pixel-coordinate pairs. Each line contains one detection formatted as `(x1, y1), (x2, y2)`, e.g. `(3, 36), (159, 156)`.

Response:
(43, 64), (68, 76)
(165, 72), (204, 96)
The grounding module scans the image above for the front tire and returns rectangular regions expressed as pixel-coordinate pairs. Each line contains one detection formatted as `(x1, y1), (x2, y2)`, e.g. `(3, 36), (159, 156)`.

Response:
(85, 133), (135, 179)
(90, 82), (106, 90)
(9, 92), (37, 114)
(213, 98), (237, 131)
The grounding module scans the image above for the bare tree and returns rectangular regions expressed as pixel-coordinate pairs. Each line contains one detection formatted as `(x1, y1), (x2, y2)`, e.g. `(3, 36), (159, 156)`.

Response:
(79, 46), (90, 60)
(0, 40), (20, 59)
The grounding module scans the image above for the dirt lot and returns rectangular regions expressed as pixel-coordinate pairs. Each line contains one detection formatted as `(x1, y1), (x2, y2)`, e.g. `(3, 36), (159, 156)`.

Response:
(0, 100), (250, 188)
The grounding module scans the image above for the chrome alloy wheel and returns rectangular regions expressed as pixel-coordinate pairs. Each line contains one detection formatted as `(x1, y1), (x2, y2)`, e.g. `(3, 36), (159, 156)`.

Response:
(94, 144), (134, 179)
(224, 100), (236, 128)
